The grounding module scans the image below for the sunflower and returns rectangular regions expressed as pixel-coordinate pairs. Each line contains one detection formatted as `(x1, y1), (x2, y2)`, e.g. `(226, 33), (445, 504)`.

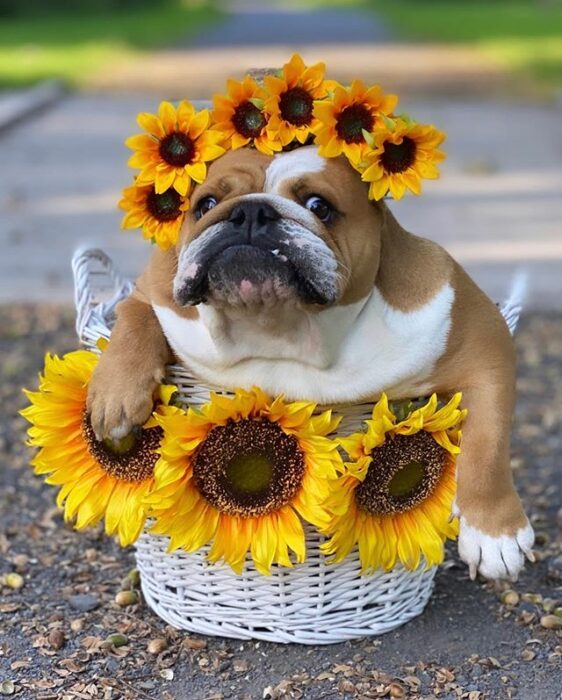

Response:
(126, 100), (225, 196)
(211, 75), (282, 156)
(263, 53), (331, 147)
(21, 349), (177, 547)
(147, 388), (342, 575)
(119, 182), (189, 251)
(322, 393), (466, 573)
(312, 79), (398, 164)
(359, 118), (446, 200)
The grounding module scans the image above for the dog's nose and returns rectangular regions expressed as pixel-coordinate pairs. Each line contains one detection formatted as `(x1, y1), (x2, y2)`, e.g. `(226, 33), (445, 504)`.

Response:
(228, 201), (280, 241)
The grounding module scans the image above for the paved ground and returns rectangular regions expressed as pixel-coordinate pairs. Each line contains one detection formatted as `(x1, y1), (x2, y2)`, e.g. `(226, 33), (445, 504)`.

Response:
(85, 1), (516, 98)
(189, 2), (392, 47)
(1, 306), (561, 699)
(0, 93), (560, 308)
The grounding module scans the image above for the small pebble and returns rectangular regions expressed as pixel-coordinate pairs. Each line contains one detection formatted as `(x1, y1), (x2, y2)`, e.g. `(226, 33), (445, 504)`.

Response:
(105, 658), (119, 673)
(547, 554), (562, 582)
(389, 682), (406, 698)
(69, 593), (99, 612)
(540, 614), (562, 630)
(4, 573), (24, 590)
(522, 592), (542, 604)
(120, 576), (133, 591)
(0, 680), (15, 696)
(47, 629), (65, 650)
(184, 637), (207, 650)
(105, 633), (129, 648)
(126, 568), (141, 587)
(501, 590), (519, 606)
(115, 590), (139, 607)
(12, 555), (28, 573)
(85, 548), (98, 562)
(70, 618), (84, 633)
(519, 610), (536, 625)
(147, 638), (168, 655)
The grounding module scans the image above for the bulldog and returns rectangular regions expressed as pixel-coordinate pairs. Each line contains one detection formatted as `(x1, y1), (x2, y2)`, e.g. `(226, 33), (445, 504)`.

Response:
(87, 145), (534, 580)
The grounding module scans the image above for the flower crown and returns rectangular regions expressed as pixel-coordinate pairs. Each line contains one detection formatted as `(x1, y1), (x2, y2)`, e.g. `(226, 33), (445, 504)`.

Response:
(120, 53), (446, 251)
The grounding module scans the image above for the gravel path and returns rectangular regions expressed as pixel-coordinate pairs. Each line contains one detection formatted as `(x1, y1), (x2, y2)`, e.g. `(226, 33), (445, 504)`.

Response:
(0, 306), (561, 699)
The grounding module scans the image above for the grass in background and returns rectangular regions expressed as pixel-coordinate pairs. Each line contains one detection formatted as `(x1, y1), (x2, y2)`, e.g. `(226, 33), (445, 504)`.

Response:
(0, 1), (220, 88)
(369, 0), (562, 88)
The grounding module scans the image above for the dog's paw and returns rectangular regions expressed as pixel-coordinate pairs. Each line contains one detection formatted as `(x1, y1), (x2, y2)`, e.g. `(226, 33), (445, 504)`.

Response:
(458, 517), (535, 581)
(86, 363), (157, 441)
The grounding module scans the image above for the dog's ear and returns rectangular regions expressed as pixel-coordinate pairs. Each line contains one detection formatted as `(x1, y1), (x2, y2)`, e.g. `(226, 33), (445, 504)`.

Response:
(377, 203), (453, 311)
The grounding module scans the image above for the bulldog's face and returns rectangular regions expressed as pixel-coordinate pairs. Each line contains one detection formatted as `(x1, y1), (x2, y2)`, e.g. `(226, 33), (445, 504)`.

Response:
(173, 146), (384, 310)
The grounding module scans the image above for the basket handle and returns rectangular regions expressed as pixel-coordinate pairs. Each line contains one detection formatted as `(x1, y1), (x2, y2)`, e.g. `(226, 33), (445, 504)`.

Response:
(72, 247), (134, 344)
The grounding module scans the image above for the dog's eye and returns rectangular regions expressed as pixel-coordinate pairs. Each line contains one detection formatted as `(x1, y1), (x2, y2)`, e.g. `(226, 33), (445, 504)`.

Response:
(304, 195), (333, 223)
(195, 196), (218, 220)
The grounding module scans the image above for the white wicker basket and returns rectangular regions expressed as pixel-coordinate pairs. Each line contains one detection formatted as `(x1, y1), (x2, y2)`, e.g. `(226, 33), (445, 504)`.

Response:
(71, 248), (521, 644)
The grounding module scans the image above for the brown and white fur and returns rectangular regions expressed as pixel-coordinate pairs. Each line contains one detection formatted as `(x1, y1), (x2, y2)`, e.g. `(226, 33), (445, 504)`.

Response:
(87, 146), (534, 580)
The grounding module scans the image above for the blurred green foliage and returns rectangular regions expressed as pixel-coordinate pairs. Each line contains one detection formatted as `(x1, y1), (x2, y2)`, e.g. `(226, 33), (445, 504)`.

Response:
(0, 1), (219, 88)
(370, 0), (562, 41)
(0, 0), (167, 17)
(370, 0), (562, 88)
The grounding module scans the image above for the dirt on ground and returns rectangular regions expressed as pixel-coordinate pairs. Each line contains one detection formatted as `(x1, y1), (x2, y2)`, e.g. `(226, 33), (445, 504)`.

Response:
(0, 305), (561, 700)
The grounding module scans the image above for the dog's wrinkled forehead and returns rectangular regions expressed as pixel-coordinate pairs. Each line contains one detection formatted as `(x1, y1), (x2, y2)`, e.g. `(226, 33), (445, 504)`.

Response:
(263, 147), (326, 193)
(195, 145), (333, 206)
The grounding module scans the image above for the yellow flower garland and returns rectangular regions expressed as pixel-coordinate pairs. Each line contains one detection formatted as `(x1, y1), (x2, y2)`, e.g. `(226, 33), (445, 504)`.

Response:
(119, 53), (447, 250)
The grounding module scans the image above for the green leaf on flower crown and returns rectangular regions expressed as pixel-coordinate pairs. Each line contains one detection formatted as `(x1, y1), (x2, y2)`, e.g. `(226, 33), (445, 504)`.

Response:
(397, 112), (416, 128)
(380, 114), (397, 131)
(391, 399), (416, 422)
(362, 129), (376, 147)
(249, 97), (265, 110)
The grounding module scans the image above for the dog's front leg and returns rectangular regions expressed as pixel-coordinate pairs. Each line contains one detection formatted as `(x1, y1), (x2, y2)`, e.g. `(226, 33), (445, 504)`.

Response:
(454, 374), (534, 580)
(87, 294), (173, 440)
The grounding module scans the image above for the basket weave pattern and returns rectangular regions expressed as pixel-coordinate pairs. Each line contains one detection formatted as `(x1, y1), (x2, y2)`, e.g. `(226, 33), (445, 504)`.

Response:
(71, 248), (519, 643)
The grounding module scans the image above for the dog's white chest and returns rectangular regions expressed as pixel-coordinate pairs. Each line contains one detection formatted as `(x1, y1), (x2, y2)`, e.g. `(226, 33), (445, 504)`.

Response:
(154, 283), (454, 403)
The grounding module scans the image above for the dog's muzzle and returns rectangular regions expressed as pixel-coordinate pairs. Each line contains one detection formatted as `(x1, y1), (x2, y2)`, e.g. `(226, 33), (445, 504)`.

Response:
(174, 199), (339, 307)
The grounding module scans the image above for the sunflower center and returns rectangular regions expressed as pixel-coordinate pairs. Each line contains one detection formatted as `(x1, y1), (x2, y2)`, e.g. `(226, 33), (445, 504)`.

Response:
(232, 101), (267, 139)
(355, 431), (447, 515)
(226, 452), (274, 494)
(388, 460), (425, 497)
(279, 87), (314, 127)
(335, 104), (374, 144)
(146, 188), (183, 222)
(193, 418), (305, 517)
(159, 131), (195, 167)
(82, 414), (160, 482)
(380, 137), (417, 173)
